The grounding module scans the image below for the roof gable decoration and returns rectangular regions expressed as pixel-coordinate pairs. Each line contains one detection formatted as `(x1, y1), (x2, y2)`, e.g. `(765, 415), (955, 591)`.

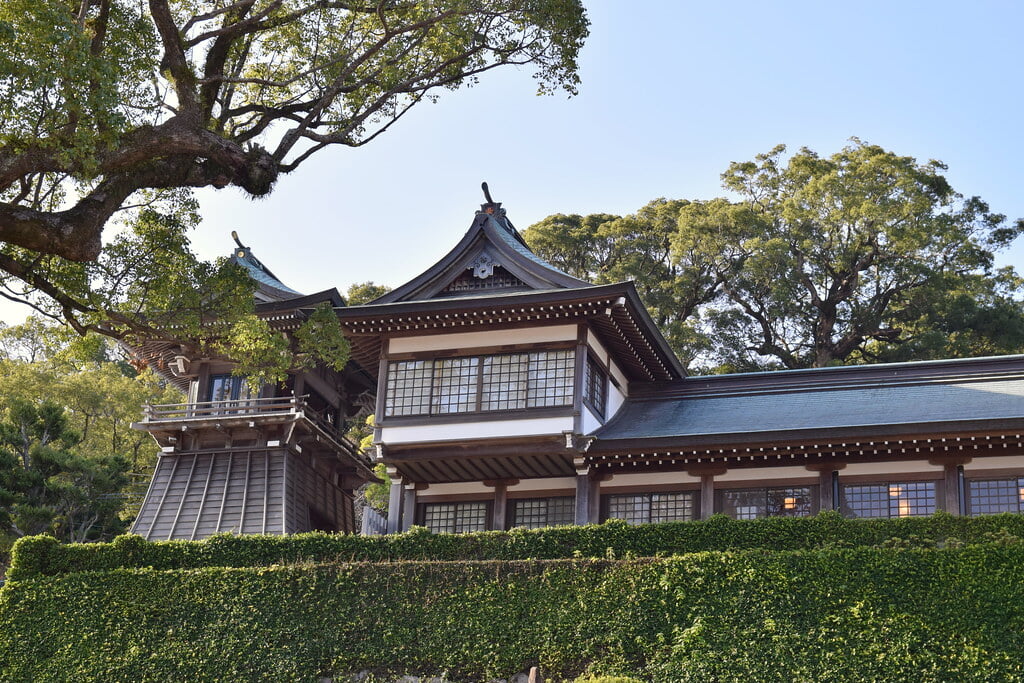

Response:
(372, 184), (592, 304)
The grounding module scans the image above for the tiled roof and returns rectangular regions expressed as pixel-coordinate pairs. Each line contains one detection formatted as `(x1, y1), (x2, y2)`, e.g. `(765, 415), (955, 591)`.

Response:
(593, 355), (1024, 443)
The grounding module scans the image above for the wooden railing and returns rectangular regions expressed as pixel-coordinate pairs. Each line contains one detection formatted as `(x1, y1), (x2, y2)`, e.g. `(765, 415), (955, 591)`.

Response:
(141, 396), (341, 439)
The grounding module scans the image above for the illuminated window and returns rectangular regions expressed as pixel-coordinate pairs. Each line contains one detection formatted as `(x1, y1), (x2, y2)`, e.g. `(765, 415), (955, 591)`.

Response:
(720, 487), (814, 520)
(385, 350), (575, 417)
(511, 497), (575, 529)
(967, 478), (1024, 516)
(841, 481), (936, 518)
(422, 502), (489, 533)
(605, 492), (695, 525)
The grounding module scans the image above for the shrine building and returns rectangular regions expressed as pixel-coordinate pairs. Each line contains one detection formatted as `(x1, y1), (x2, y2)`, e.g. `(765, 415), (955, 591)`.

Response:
(129, 191), (1024, 539)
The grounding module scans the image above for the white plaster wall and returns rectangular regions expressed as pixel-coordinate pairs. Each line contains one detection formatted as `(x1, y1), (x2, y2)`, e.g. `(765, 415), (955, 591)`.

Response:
(586, 330), (610, 366)
(418, 481), (493, 498)
(508, 477), (577, 492)
(843, 460), (944, 476)
(382, 415), (574, 444)
(715, 466), (818, 483)
(581, 406), (602, 434)
(604, 471), (701, 486)
(606, 383), (626, 421)
(964, 455), (1024, 472)
(389, 324), (578, 354)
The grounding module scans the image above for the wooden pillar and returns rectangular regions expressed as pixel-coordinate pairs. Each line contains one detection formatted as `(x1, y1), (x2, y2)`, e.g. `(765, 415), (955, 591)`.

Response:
(386, 470), (403, 534)
(588, 475), (601, 523)
(700, 474), (715, 520)
(493, 481), (509, 531)
(575, 471), (592, 525)
(688, 467), (727, 520)
(931, 457), (972, 515)
(806, 464), (845, 513)
(401, 483), (417, 531)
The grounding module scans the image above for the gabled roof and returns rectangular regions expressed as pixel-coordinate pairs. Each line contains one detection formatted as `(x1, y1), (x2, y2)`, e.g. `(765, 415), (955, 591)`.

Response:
(372, 203), (591, 303)
(338, 282), (687, 382)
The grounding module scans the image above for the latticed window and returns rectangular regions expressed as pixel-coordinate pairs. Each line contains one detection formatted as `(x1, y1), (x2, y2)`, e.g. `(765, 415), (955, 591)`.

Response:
(968, 478), (1024, 516)
(841, 481), (936, 518)
(582, 354), (607, 416)
(605, 491), (695, 525)
(385, 350), (575, 417)
(511, 497), (575, 529)
(720, 487), (814, 520)
(421, 502), (489, 533)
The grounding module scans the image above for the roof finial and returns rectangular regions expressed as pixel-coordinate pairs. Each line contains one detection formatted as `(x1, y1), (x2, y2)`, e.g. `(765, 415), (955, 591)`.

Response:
(231, 230), (246, 249)
(479, 181), (501, 215)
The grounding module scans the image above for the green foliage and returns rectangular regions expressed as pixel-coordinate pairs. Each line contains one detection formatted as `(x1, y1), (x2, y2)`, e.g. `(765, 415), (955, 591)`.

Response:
(12, 510), (1024, 581)
(0, 0), (589, 359)
(220, 314), (291, 389)
(345, 282), (392, 306)
(525, 140), (1024, 371)
(294, 303), (351, 373)
(0, 397), (129, 543)
(2, 545), (1024, 680)
(0, 319), (180, 542)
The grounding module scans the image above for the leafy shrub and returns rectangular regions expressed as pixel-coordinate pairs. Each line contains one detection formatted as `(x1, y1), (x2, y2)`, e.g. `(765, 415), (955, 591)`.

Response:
(10, 510), (1024, 581)
(2, 545), (1024, 680)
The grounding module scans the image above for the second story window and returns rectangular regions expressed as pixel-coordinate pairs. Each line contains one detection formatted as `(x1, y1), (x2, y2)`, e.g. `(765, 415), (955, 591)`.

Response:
(582, 354), (607, 417)
(385, 349), (575, 417)
(208, 374), (253, 403)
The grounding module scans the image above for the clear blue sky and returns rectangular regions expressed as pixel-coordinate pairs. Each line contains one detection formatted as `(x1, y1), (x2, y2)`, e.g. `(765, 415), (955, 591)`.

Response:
(163, 1), (1024, 295)
(24, 1), (1024, 317)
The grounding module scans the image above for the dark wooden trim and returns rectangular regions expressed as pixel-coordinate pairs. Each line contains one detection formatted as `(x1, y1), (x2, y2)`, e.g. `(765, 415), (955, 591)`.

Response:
(373, 353), (387, 442)
(379, 405), (575, 427)
(386, 339), (577, 361)
(573, 324), (587, 434)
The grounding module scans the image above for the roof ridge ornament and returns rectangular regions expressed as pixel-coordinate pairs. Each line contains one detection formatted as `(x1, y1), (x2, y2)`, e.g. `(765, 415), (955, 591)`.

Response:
(480, 181), (502, 215)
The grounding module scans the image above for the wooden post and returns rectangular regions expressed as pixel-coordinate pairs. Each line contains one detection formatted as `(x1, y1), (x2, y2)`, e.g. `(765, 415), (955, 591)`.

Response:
(588, 475), (601, 523)
(688, 466), (727, 520)
(401, 483), (417, 531)
(386, 471), (403, 534)
(492, 481), (508, 531)
(700, 473), (715, 520)
(943, 463), (958, 514)
(930, 457), (972, 515)
(575, 470), (591, 525)
(806, 464), (845, 513)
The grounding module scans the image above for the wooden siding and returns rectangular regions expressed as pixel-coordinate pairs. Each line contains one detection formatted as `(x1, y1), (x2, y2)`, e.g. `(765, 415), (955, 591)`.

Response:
(133, 450), (288, 540)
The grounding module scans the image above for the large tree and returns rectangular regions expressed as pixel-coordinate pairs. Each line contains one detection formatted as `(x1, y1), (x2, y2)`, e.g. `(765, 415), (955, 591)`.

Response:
(0, 0), (587, 348)
(681, 141), (1024, 370)
(526, 141), (1024, 372)
(524, 201), (722, 366)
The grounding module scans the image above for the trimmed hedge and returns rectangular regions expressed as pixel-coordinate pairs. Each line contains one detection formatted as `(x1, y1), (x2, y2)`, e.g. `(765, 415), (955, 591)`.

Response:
(2, 545), (1024, 680)
(10, 510), (1024, 581)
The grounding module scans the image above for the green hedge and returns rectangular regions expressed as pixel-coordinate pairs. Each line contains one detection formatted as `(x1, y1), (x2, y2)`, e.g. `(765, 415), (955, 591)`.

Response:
(10, 511), (1024, 581)
(2, 545), (1024, 680)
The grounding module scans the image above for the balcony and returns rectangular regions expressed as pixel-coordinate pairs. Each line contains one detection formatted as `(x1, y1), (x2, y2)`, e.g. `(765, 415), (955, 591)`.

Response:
(136, 395), (361, 460)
